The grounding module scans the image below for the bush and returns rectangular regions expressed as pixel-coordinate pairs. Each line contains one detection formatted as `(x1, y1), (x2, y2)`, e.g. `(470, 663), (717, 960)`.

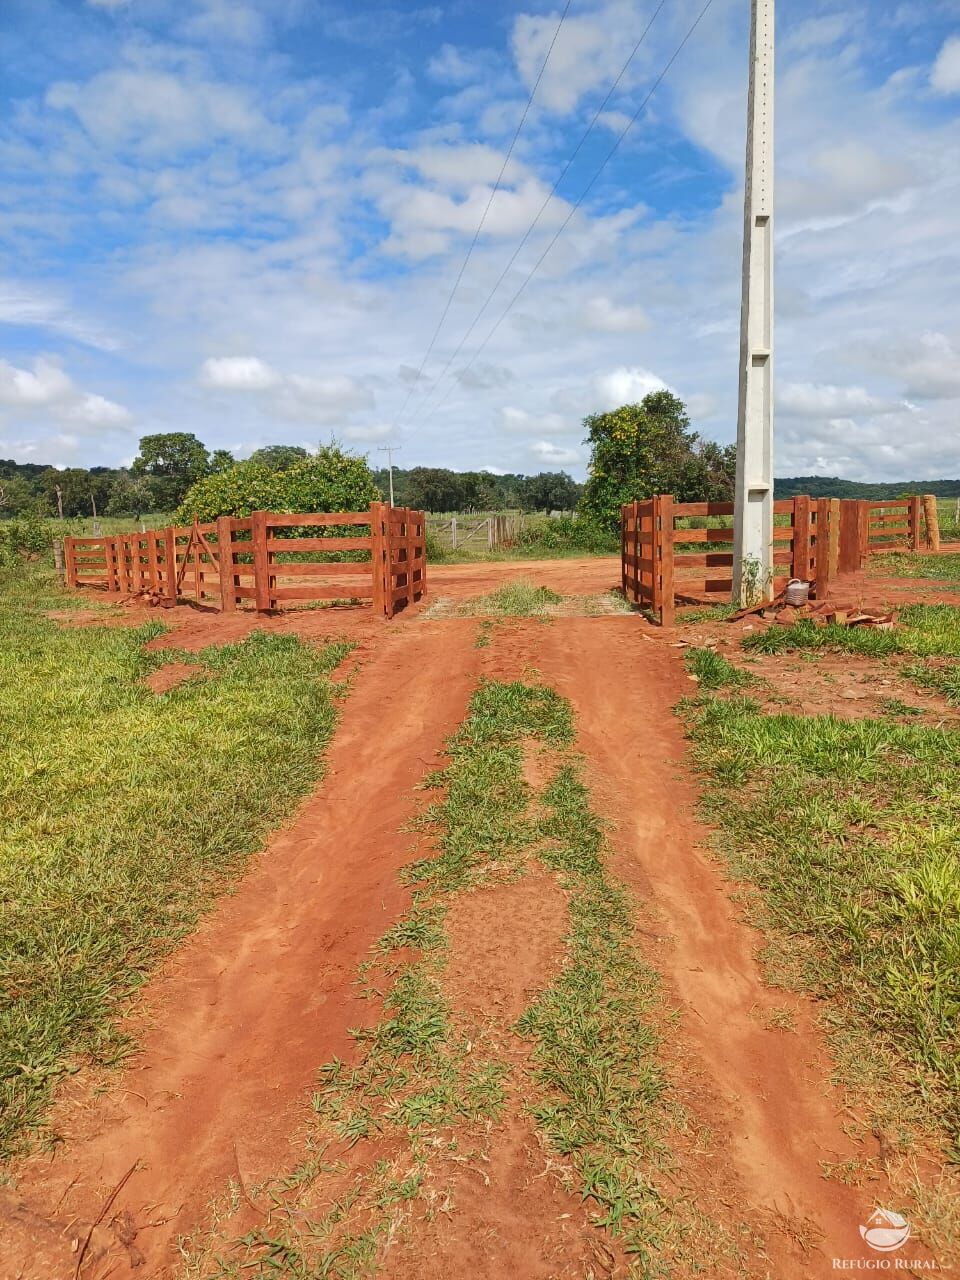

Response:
(175, 447), (380, 523)
(0, 514), (50, 568)
(514, 516), (619, 556)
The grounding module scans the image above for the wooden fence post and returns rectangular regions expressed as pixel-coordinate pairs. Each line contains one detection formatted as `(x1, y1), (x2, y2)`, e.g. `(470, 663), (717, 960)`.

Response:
(620, 504), (628, 598)
(370, 502), (387, 617)
(64, 538), (77, 588)
(164, 527), (177, 604)
(418, 510), (427, 600)
(251, 511), (271, 612)
(217, 515), (236, 612)
(814, 499), (832, 598)
(147, 529), (161, 593)
(53, 538), (65, 582)
(659, 494), (676, 627)
(405, 509), (416, 608)
(792, 494), (812, 581)
(828, 499), (840, 581)
(106, 536), (119, 593)
(909, 495), (922, 552)
(859, 500), (871, 567)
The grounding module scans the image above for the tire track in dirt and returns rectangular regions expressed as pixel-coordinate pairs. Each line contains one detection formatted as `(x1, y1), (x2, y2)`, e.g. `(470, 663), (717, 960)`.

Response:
(483, 617), (896, 1276)
(4, 619), (482, 1280)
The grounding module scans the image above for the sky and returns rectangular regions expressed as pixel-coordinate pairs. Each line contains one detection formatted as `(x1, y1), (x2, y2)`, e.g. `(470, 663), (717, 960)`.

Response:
(1, 0), (959, 482)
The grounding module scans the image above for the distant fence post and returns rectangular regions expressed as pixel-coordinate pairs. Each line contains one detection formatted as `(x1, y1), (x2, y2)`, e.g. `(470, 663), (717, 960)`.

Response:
(659, 494), (675, 627)
(251, 511), (271, 612)
(792, 494), (812, 581)
(217, 516), (236, 612)
(909, 495), (922, 553)
(370, 501), (387, 617)
(52, 538), (65, 582)
(63, 538), (77, 589)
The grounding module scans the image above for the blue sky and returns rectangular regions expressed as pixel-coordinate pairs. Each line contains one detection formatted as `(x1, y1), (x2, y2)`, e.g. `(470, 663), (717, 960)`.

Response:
(1, 0), (959, 480)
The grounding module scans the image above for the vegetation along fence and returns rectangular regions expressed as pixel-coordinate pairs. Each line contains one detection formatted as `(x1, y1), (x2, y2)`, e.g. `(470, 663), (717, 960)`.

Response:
(63, 502), (427, 618)
(623, 493), (926, 625)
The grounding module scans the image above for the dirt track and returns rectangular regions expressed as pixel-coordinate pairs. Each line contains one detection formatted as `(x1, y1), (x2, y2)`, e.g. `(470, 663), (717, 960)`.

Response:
(4, 558), (927, 1276)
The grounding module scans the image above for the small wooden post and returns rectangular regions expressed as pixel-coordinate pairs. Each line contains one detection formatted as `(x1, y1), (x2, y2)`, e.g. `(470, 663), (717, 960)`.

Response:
(163, 527), (177, 604)
(923, 495), (941, 553)
(659, 495), (676, 627)
(909, 495), (922, 553)
(147, 529), (161, 593)
(859, 500), (871, 566)
(624, 501), (632, 596)
(418, 510), (427, 600)
(53, 538), (65, 582)
(792, 495), (812, 581)
(451, 515), (458, 551)
(370, 502), (387, 616)
(251, 511), (271, 612)
(217, 516), (236, 612)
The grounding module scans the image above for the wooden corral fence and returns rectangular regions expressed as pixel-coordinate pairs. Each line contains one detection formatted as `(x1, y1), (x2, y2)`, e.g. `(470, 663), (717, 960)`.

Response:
(63, 502), (426, 619)
(622, 493), (928, 625)
(427, 511), (522, 552)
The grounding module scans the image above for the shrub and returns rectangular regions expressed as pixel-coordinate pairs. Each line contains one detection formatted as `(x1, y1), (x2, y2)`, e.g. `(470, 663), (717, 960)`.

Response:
(514, 516), (619, 556)
(175, 447), (380, 523)
(0, 513), (50, 568)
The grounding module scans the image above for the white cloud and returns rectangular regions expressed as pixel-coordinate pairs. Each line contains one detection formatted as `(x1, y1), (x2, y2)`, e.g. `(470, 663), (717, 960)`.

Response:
(931, 36), (960, 94)
(529, 440), (581, 466)
(500, 406), (572, 435)
(592, 367), (669, 410)
(511, 9), (630, 114)
(583, 296), (651, 333)
(200, 356), (280, 391)
(0, 357), (131, 430)
(46, 69), (274, 156)
(890, 332), (960, 400)
(342, 422), (392, 442)
(778, 382), (895, 417)
(198, 357), (374, 425)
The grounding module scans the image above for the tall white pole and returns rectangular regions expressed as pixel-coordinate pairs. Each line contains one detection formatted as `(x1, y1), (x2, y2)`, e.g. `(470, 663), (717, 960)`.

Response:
(378, 444), (401, 507)
(733, 0), (775, 605)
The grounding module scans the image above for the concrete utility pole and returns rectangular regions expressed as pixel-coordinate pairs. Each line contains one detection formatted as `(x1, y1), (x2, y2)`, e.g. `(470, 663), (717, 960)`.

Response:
(377, 444), (401, 507)
(733, 0), (775, 605)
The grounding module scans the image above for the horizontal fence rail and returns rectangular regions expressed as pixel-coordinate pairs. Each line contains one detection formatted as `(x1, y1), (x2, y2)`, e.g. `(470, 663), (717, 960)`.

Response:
(622, 493), (926, 625)
(63, 502), (426, 619)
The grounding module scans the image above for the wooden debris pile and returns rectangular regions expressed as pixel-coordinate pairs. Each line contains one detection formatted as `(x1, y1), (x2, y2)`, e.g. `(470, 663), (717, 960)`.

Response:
(731, 594), (897, 631)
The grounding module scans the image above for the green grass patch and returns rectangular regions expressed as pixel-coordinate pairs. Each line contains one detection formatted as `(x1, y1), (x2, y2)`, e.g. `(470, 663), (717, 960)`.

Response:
(872, 553), (960, 582)
(681, 694), (960, 1153)
(0, 567), (352, 1158)
(684, 647), (755, 690)
(191, 678), (706, 1278)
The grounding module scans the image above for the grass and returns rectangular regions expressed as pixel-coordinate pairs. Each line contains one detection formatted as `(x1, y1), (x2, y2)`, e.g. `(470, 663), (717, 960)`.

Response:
(0, 566), (352, 1158)
(432, 580), (632, 619)
(680, 693), (960, 1159)
(684, 647), (755, 690)
(742, 604), (960, 706)
(873, 552), (960, 582)
(188, 678), (717, 1278)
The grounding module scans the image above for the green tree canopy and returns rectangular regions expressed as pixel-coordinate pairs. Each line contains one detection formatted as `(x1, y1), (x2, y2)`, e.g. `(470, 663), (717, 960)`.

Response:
(578, 392), (736, 533)
(518, 471), (582, 512)
(247, 444), (310, 471)
(40, 467), (114, 518)
(175, 446), (380, 522)
(132, 432), (211, 510)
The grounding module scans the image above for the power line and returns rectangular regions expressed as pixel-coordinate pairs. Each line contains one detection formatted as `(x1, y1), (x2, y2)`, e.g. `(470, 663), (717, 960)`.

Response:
(399, 0), (672, 428)
(392, 0), (573, 429)
(416, 0), (717, 434)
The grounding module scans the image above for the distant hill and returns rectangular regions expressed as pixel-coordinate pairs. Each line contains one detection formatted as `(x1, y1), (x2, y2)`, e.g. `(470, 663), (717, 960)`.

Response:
(774, 477), (960, 500)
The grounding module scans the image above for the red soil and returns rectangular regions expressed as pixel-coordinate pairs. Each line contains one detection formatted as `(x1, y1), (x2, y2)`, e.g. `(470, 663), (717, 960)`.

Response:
(6, 557), (950, 1277)
(143, 662), (203, 694)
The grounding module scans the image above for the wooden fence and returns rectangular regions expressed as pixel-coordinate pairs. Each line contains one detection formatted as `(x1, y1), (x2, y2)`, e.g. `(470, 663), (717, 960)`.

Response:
(63, 502), (426, 619)
(621, 493), (929, 625)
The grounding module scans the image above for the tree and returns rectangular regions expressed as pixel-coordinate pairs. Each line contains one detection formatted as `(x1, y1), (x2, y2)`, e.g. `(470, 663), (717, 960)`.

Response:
(131, 433), (210, 510)
(175, 445), (380, 522)
(210, 449), (235, 474)
(105, 470), (154, 518)
(578, 392), (736, 534)
(519, 471), (582, 512)
(0, 474), (38, 517)
(248, 445), (310, 471)
(404, 468), (468, 513)
(39, 468), (115, 518)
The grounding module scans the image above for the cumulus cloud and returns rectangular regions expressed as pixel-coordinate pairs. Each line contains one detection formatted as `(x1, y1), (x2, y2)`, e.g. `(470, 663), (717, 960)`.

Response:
(583, 297), (651, 333)
(200, 356), (280, 391)
(931, 36), (960, 94)
(778, 382), (896, 417)
(0, 357), (131, 429)
(197, 357), (374, 425)
(592, 367), (669, 410)
(500, 405), (572, 435)
(529, 440), (581, 466)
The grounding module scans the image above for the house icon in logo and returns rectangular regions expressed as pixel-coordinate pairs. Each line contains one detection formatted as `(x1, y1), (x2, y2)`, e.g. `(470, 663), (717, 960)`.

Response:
(860, 1209), (911, 1253)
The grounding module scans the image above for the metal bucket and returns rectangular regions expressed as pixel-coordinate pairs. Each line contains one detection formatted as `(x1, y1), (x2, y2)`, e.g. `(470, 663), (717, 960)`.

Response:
(784, 579), (810, 607)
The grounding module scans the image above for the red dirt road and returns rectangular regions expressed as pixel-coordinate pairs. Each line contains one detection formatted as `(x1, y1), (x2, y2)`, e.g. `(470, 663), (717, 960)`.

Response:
(6, 619), (482, 1279)
(7, 557), (944, 1277)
